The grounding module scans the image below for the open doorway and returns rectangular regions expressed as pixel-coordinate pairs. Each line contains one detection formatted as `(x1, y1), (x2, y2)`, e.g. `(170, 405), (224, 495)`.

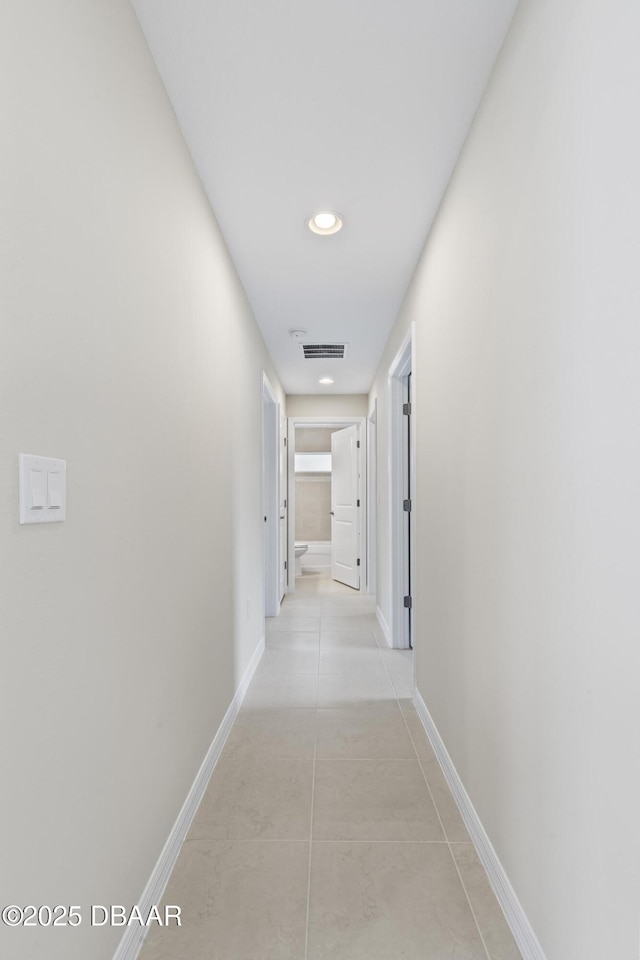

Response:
(367, 401), (377, 599)
(287, 417), (367, 594)
(388, 329), (415, 650)
(262, 373), (281, 617)
(402, 372), (413, 649)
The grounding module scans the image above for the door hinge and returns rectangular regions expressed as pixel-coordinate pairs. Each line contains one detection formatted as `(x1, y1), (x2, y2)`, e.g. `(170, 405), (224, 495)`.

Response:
(264, 516), (267, 522)
(284, 560), (287, 570)
(357, 558), (361, 566)
(284, 499), (287, 508)
(403, 499), (412, 512)
(404, 595), (412, 609)
(403, 402), (412, 416)
(357, 440), (361, 448)
(357, 499), (360, 507)
(284, 437), (287, 446)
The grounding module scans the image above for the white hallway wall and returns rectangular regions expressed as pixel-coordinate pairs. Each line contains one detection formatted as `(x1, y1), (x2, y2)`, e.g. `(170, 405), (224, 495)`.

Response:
(370, 0), (640, 957)
(287, 394), (369, 419)
(0, 3), (283, 959)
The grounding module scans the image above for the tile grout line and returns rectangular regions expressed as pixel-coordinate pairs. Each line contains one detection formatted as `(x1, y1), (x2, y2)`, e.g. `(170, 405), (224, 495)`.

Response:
(305, 583), (367, 960)
(304, 699), (318, 960)
(372, 617), (453, 844)
(373, 618), (455, 850)
(374, 622), (496, 956)
(402, 692), (493, 960)
(374, 627), (500, 956)
(394, 675), (494, 960)
(184, 837), (454, 844)
(300, 581), (491, 960)
(395, 663), (495, 960)
(448, 841), (494, 960)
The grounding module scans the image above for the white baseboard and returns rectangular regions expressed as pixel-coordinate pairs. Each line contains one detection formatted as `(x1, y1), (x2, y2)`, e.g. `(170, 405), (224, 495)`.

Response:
(376, 606), (392, 647)
(413, 689), (547, 960)
(113, 634), (266, 960)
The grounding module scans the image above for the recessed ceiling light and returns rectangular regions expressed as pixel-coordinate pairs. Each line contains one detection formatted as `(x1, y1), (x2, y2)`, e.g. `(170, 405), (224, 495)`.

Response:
(308, 211), (343, 236)
(318, 377), (334, 385)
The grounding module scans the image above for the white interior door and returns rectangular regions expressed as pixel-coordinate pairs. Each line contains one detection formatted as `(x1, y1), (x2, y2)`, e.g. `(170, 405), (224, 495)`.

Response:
(279, 412), (288, 600)
(331, 424), (360, 589)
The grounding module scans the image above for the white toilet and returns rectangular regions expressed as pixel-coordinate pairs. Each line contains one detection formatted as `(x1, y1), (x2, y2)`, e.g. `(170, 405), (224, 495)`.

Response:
(294, 542), (308, 576)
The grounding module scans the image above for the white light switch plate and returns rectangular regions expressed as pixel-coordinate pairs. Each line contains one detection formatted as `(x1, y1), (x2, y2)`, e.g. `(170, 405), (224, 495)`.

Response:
(19, 454), (67, 524)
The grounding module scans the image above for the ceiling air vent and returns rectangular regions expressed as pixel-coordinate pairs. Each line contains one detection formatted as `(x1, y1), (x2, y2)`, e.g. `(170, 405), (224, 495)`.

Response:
(301, 343), (348, 360)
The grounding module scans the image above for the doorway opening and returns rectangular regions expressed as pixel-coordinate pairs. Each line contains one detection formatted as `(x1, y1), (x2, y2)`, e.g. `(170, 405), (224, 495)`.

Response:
(262, 373), (282, 617)
(388, 329), (415, 649)
(366, 401), (377, 600)
(403, 372), (413, 649)
(287, 417), (367, 594)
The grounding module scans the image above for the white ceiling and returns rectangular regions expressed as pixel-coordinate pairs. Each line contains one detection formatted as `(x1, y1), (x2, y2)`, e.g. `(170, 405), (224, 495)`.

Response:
(131, 0), (519, 395)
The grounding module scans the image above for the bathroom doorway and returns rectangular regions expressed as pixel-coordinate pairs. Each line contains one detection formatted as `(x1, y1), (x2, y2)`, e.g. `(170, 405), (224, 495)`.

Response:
(287, 417), (367, 594)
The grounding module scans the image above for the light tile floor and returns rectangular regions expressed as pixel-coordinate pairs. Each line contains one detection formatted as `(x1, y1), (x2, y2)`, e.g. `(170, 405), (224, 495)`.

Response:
(140, 570), (521, 960)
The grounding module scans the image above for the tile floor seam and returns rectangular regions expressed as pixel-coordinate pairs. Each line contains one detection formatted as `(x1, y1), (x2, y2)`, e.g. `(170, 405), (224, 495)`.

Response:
(183, 837), (455, 844)
(376, 639), (420, 764)
(304, 707), (318, 960)
(310, 839), (452, 844)
(183, 837), (311, 843)
(377, 640), (453, 849)
(183, 837), (458, 843)
(415, 755), (449, 840)
(371, 626), (457, 872)
(314, 756), (424, 763)
(313, 756), (423, 762)
(448, 844), (494, 960)
(310, 583), (378, 959)
(411, 754), (497, 957)
(377, 625), (495, 960)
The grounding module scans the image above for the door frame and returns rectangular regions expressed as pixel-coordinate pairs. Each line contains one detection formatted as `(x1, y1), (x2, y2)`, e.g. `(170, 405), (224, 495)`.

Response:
(388, 327), (416, 649)
(366, 400), (377, 598)
(286, 416), (367, 594)
(262, 373), (281, 617)
(278, 409), (288, 603)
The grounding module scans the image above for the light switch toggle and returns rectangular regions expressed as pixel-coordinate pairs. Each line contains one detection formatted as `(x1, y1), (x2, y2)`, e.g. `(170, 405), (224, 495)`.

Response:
(29, 469), (46, 509)
(48, 471), (63, 508)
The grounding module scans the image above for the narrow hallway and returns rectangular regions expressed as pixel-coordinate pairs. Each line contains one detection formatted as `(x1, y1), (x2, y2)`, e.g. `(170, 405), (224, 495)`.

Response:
(140, 572), (521, 960)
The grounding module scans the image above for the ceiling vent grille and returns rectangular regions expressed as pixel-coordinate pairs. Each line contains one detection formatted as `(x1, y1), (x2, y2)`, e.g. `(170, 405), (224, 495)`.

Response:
(301, 343), (348, 360)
